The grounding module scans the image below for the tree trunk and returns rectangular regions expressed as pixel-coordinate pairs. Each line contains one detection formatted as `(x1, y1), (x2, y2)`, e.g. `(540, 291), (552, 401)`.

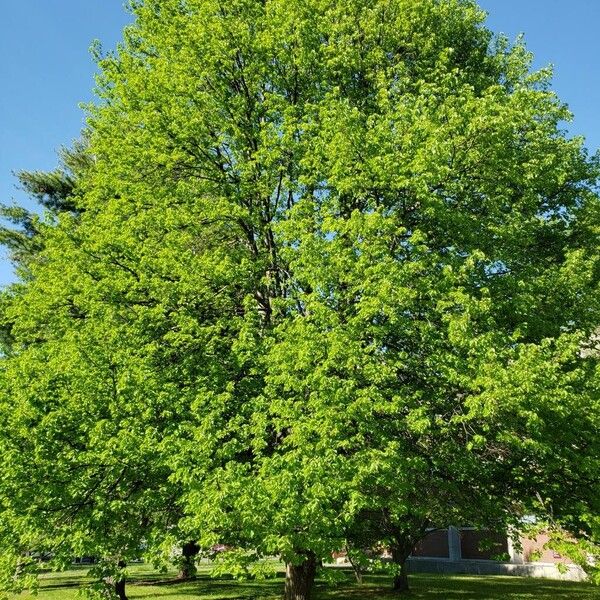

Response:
(112, 561), (128, 600)
(346, 551), (363, 584)
(114, 577), (127, 600)
(392, 561), (409, 593)
(178, 541), (200, 580)
(390, 546), (410, 594)
(283, 552), (317, 600)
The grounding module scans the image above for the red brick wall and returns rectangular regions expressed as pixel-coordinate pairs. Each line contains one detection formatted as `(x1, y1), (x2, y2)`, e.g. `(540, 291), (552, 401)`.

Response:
(412, 529), (450, 558)
(460, 530), (508, 560)
(521, 533), (572, 564)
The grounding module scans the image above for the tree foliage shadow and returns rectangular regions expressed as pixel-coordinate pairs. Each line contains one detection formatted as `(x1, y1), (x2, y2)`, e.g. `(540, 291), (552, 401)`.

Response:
(132, 573), (283, 599)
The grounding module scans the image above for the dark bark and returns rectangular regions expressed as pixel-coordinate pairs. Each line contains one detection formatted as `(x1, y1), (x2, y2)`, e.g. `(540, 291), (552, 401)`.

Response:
(283, 552), (317, 600)
(345, 547), (363, 584)
(390, 545), (411, 594)
(178, 541), (200, 580)
(384, 513), (429, 595)
(392, 561), (409, 592)
(110, 561), (128, 600)
(348, 557), (363, 584)
(114, 577), (127, 600)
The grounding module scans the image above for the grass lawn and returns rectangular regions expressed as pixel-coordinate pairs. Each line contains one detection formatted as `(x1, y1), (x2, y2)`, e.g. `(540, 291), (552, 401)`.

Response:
(7, 563), (598, 599)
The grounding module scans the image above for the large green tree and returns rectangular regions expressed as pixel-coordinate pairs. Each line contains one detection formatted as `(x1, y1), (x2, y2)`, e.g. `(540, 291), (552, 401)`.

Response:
(0, 1), (599, 599)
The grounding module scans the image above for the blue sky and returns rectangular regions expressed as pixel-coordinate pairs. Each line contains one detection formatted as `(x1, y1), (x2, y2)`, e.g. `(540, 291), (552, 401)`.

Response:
(0, 1), (599, 285)
(479, 0), (600, 151)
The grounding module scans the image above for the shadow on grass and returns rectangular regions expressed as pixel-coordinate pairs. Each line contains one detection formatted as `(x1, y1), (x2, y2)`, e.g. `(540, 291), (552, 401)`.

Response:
(33, 581), (84, 591)
(127, 574), (596, 600)
(32, 567), (597, 600)
(130, 574), (283, 599)
(319, 573), (596, 600)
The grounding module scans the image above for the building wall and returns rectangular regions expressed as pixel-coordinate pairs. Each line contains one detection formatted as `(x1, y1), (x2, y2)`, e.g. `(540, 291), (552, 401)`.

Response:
(412, 529), (449, 558)
(405, 527), (586, 582)
(459, 529), (508, 560)
(521, 533), (568, 564)
(332, 527), (587, 581)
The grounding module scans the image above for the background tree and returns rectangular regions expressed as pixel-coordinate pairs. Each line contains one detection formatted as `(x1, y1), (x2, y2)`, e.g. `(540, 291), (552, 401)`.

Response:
(0, 139), (90, 271)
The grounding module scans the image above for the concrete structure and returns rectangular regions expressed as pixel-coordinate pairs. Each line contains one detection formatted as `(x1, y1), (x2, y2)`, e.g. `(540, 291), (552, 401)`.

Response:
(334, 528), (587, 582)
(406, 528), (587, 582)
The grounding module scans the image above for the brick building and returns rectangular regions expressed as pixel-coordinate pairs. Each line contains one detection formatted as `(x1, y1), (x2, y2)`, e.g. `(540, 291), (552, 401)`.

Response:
(407, 527), (586, 581)
(335, 528), (587, 581)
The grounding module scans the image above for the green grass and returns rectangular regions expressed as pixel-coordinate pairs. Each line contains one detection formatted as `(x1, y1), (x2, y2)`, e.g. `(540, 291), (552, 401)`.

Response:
(7, 563), (599, 599)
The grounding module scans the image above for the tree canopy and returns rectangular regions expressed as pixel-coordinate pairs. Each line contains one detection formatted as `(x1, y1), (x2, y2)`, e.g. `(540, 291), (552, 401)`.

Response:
(0, 1), (599, 599)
